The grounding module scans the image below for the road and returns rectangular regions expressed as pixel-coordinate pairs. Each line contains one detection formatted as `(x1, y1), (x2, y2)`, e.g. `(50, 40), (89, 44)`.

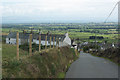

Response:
(65, 51), (118, 78)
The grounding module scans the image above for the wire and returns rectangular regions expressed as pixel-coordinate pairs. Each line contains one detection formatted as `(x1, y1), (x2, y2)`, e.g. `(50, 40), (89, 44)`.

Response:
(104, 2), (118, 23)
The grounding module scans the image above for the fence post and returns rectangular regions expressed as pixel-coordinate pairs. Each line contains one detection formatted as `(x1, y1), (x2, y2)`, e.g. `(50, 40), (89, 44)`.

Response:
(75, 49), (78, 56)
(39, 34), (41, 52)
(29, 34), (32, 56)
(58, 38), (59, 47)
(53, 36), (55, 48)
(45, 34), (47, 49)
(56, 38), (58, 48)
(16, 32), (19, 60)
(50, 35), (52, 48)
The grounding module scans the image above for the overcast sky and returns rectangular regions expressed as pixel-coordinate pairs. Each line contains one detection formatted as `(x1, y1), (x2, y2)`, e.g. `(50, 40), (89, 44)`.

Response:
(1, 0), (118, 23)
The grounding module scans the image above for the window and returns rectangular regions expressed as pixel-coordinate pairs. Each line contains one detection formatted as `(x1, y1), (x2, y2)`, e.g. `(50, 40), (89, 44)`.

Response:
(9, 42), (10, 44)
(9, 38), (10, 40)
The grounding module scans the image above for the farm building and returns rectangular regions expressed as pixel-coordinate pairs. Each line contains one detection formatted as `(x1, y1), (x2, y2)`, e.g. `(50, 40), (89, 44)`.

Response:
(6, 32), (71, 47)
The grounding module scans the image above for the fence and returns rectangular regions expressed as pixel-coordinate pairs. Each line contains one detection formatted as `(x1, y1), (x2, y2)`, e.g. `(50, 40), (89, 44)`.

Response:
(16, 32), (60, 60)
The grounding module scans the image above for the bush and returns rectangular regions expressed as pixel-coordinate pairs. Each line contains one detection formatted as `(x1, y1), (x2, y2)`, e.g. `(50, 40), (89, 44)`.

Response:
(89, 45), (100, 49)
(83, 45), (100, 52)
(83, 46), (89, 52)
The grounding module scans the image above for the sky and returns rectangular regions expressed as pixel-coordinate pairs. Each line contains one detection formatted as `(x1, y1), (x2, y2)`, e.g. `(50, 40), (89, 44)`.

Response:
(0, 0), (119, 23)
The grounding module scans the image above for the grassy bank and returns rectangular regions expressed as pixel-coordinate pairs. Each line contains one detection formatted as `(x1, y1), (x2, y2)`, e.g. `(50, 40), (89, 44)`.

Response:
(87, 48), (120, 65)
(2, 44), (79, 78)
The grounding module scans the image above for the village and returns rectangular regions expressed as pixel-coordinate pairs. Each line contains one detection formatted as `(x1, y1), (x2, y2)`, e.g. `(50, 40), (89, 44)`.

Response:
(1, 0), (119, 78)
(5, 28), (118, 55)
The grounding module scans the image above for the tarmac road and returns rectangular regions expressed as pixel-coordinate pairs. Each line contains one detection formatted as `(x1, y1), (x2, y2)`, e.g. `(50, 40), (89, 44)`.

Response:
(65, 51), (118, 78)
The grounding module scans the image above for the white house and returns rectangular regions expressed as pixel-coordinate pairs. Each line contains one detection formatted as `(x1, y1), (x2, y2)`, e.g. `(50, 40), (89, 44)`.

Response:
(6, 32), (71, 47)
(63, 33), (71, 45)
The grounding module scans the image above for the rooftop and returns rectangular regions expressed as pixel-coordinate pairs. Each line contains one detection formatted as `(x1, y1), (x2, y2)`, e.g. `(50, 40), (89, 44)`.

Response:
(7, 32), (66, 41)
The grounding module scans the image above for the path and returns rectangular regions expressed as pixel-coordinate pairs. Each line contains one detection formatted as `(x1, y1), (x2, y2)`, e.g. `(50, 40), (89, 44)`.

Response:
(65, 51), (118, 78)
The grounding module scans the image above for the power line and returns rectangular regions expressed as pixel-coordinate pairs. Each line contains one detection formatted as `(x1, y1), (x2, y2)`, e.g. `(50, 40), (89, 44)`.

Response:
(104, 2), (118, 23)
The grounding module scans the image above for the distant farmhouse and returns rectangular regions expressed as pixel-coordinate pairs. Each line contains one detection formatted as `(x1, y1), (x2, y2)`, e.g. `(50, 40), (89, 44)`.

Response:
(6, 31), (71, 47)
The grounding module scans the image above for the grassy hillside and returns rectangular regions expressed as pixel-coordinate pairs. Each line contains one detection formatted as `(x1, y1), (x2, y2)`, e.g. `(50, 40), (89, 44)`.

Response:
(2, 44), (79, 78)
(2, 44), (29, 59)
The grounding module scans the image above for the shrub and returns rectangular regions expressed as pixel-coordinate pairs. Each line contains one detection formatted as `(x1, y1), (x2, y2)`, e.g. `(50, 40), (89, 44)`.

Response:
(83, 46), (89, 52)
(83, 45), (100, 52)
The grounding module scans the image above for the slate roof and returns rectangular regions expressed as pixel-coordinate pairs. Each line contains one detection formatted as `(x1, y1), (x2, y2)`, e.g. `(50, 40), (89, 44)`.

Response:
(7, 32), (29, 39)
(6, 32), (66, 41)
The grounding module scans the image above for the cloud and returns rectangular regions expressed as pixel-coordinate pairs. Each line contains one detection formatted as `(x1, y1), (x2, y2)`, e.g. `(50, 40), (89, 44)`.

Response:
(1, 0), (118, 23)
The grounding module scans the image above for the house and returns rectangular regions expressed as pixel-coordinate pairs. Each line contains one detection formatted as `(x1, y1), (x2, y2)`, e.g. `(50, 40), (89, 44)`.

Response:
(71, 39), (77, 48)
(6, 31), (71, 47)
(99, 42), (118, 50)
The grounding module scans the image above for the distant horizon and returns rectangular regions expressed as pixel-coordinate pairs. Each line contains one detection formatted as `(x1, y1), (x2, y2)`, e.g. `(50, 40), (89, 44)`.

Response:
(1, 21), (118, 24)
(1, 0), (118, 23)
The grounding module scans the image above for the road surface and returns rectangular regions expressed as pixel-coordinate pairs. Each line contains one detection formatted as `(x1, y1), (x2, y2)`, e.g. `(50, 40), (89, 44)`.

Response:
(65, 51), (118, 78)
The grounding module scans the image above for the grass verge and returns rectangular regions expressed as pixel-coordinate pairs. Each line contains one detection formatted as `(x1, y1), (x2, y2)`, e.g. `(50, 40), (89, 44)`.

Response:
(2, 44), (79, 78)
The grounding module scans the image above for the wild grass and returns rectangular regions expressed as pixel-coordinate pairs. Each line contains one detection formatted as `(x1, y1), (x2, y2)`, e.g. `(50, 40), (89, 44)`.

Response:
(2, 44), (79, 78)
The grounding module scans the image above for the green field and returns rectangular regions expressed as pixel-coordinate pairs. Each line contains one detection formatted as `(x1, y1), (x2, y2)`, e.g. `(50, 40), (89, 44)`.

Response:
(2, 29), (118, 43)
(2, 23), (118, 43)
